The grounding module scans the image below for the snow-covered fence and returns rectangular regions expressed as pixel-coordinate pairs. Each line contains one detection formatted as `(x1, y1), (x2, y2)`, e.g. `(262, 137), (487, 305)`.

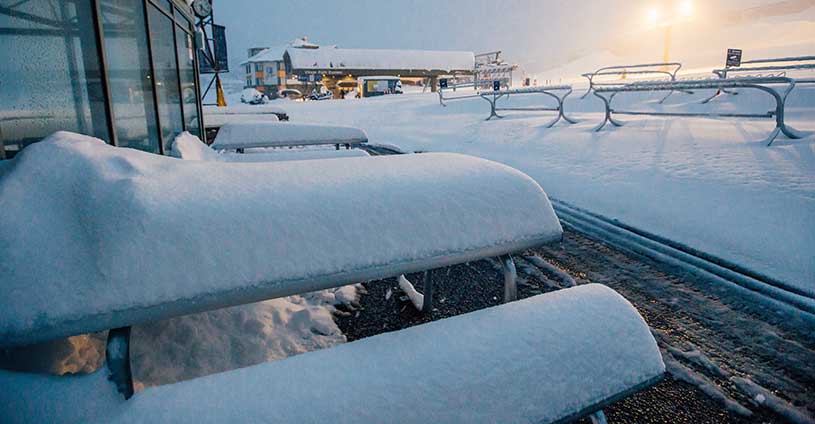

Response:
(581, 62), (687, 103)
(478, 86), (579, 127)
(592, 76), (812, 146)
(702, 55), (815, 103)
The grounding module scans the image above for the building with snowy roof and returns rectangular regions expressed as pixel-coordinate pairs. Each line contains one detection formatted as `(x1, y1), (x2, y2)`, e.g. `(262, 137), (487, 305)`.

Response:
(284, 45), (475, 95)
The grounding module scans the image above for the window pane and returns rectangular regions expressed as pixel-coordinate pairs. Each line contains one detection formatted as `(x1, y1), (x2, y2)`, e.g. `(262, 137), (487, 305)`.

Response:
(176, 26), (200, 137)
(101, 0), (160, 154)
(148, 5), (183, 152)
(0, 0), (109, 158)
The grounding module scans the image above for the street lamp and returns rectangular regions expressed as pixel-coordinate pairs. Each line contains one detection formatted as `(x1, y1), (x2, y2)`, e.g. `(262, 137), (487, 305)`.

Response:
(645, 1), (693, 69)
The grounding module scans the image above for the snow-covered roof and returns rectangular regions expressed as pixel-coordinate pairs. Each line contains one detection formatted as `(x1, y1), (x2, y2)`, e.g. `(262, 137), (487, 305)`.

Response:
(241, 46), (288, 65)
(285, 47), (475, 72)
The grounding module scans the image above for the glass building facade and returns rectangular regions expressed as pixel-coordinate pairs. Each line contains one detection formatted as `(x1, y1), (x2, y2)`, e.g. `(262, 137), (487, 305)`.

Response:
(0, 0), (203, 159)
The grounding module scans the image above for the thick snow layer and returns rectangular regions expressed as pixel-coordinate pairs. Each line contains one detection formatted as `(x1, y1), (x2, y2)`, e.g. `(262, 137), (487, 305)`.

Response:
(0, 284), (664, 424)
(285, 46), (474, 72)
(203, 105), (283, 127)
(203, 105), (287, 116)
(211, 121), (368, 149)
(0, 132), (562, 347)
(170, 132), (369, 163)
(130, 286), (360, 389)
(273, 85), (815, 295)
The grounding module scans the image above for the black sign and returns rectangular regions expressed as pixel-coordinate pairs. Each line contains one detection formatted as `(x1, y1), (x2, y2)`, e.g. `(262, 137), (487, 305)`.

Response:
(439, 78), (448, 89)
(199, 24), (229, 74)
(726, 48), (742, 68)
(493, 80), (501, 91)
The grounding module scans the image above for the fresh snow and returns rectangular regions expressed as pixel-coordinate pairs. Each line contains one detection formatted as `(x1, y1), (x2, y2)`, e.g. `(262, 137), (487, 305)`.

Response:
(267, 83), (815, 295)
(170, 132), (369, 162)
(0, 284), (664, 424)
(285, 46), (474, 72)
(0, 131), (562, 347)
(211, 121), (368, 149)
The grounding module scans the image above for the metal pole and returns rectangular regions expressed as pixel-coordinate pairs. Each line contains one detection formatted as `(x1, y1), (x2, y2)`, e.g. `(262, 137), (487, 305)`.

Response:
(500, 254), (517, 303)
(106, 326), (134, 399)
(143, 0), (164, 154)
(421, 269), (434, 314)
(91, 0), (117, 146)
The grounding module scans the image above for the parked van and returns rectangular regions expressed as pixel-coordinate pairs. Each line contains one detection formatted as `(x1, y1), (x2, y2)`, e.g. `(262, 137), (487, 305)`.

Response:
(357, 76), (403, 98)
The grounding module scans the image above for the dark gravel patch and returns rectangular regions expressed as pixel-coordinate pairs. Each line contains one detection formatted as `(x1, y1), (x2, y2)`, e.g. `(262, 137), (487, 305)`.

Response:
(335, 229), (811, 423)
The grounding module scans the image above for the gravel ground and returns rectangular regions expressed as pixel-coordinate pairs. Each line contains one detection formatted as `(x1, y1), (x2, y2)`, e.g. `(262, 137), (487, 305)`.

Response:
(335, 229), (815, 423)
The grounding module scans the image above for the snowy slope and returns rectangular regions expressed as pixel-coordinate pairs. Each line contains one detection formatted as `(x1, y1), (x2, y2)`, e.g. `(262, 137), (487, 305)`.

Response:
(271, 85), (815, 295)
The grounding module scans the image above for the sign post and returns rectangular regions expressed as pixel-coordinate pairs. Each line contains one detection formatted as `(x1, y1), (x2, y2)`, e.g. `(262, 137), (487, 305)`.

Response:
(439, 78), (448, 89)
(726, 48), (742, 67)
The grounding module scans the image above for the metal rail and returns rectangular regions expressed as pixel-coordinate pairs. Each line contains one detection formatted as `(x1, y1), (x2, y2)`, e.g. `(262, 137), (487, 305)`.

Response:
(438, 81), (483, 106)
(581, 62), (686, 103)
(703, 55), (815, 103)
(478, 86), (579, 127)
(592, 76), (812, 146)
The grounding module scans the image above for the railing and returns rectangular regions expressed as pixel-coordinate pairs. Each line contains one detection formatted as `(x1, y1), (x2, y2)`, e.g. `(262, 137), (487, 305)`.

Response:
(478, 85), (578, 127)
(703, 55), (815, 103)
(581, 62), (686, 103)
(437, 81), (482, 106)
(592, 76), (812, 146)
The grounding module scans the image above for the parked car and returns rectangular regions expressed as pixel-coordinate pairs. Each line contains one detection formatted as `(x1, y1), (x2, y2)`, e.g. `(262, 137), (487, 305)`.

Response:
(240, 88), (268, 105)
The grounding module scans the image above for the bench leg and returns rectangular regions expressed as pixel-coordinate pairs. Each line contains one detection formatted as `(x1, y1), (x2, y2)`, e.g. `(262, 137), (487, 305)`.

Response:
(593, 92), (624, 132)
(590, 410), (608, 424)
(106, 326), (134, 400)
(398, 270), (434, 314)
(482, 95), (504, 120)
(501, 254), (517, 303)
(755, 82), (814, 146)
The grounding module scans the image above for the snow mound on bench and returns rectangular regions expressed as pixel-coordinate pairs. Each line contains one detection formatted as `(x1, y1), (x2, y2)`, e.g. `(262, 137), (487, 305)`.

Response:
(211, 121), (368, 149)
(0, 132), (562, 347)
(170, 131), (370, 163)
(0, 284), (664, 424)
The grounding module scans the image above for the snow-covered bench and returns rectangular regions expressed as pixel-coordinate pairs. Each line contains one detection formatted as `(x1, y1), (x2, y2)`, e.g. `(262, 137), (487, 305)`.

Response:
(203, 104), (289, 125)
(581, 62), (688, 103)
(172, 132), (370, 162)
(210, 121), (369, 152)
(478, 86), (578, 127)
(0, 132), (664, 422)
(702, 55), (815, 103)
(592, 76), (812, 146)
(0, 284), (665, 423)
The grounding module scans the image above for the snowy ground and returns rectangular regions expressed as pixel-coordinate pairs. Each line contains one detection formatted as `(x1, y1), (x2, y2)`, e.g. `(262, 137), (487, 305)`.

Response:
(0, 286), (361, 389)
(252, 84), (815, 296)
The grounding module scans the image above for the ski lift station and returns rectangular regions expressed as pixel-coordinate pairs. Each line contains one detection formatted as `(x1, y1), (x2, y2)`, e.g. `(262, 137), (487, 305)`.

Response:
(241, 38), (477, 99)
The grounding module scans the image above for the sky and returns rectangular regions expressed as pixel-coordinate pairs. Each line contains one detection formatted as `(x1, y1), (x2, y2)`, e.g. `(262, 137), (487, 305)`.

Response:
(212, 0), (815, 79)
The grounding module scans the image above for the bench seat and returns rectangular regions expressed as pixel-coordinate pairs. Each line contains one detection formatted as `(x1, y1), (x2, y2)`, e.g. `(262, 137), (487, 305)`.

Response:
(0, 132), (562, 348)
(0, 284), (664, 423)
(171, 132), (370, 163)
(211, 122), (368, 150)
